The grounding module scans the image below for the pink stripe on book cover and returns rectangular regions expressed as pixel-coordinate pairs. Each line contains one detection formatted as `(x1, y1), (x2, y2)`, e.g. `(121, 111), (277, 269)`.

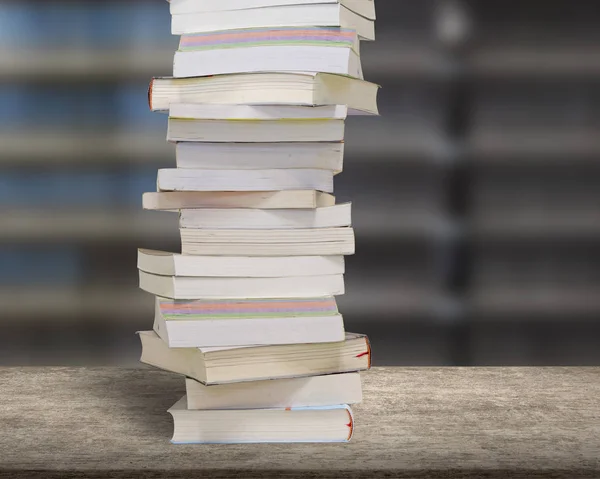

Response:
(179, 27), (356, 51)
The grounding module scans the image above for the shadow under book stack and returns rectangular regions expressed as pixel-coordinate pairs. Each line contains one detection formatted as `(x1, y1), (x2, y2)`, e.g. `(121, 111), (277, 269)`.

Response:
(137, 0), (379, 444)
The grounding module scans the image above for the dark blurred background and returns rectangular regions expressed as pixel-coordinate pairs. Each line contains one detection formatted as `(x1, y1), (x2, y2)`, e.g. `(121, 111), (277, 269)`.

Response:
(0, 0), (599, 366)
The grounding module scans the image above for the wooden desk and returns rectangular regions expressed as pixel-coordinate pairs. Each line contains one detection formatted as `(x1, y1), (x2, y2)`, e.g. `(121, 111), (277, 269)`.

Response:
(0, 367), (598, 478)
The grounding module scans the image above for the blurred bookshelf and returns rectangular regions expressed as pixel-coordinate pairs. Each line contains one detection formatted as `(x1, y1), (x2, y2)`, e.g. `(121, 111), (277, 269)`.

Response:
(0, 0), (599, 366)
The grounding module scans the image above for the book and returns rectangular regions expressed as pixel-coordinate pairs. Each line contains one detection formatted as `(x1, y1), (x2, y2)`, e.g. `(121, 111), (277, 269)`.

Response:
(138, 249), (345, 277)
(153, 298), (345, 347)
(179, 204), (352, 229)
(139, 270), (345, 299)
(171, 4), (375, 40)
(142, 190), (336, 210)
(179, 227), (355, 256)
(157, 169), (334, 193)
(169, 397), (354, 444)
(169, 0), (377, 21)
(175, 29), (362, 78)
(148, 72), (379, 115)
(170, 103), (348, 120)
(167, 118), (345, 143)
(179, 26), (360, 54)
(175, 142), (344, 172)
(167, 104), (347, 143)
(157, 296), (340, 319)
(138, 329), (371, 384)
(184, 372), (362, 409)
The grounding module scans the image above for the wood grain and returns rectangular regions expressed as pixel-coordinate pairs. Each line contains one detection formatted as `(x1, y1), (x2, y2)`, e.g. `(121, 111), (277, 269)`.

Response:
(0, 367), (599, 478)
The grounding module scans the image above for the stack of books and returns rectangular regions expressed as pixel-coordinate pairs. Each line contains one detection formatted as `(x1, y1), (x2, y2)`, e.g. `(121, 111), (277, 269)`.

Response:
(138, 0), (379, 444)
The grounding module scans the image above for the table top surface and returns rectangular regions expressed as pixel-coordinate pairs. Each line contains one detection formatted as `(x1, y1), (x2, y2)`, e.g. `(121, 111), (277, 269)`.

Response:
(0, 367), (599, 478)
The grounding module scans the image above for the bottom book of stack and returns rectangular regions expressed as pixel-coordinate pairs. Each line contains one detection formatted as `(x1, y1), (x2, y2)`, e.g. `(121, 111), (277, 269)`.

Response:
(139, 321), (371, 443)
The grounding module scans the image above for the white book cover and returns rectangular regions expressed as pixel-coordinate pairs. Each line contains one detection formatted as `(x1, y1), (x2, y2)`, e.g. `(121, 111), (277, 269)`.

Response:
(169, 0), (377, 20)
(138, 249), (346, 277)
(175, 142), (344, 172)
(179, 203), (352, 229)
(157, 169), (334, 193)
(173, 45), (362, 79)
(171, 4), (375, 40)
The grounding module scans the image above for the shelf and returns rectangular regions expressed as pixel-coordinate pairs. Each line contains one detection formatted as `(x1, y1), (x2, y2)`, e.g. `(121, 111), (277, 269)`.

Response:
(361, 44), (457, 79)
(469, 216), (600, 239)
(0, 48), (173, 83)
(355, 211), (460, 239)
(0, 283), (461, 322)
(468, 46), (600, 78)
(0, 210), (179, 242)
(339, 284), (462, 318)
(466, 130), (600, 160)
(0, 286), (153, 323)
(468, 289), (600, 317)
(0, 131), (173, 166)
(0, 129), (453, 166)
(0, 208), (457, 242)
(0, 42), (454, 84)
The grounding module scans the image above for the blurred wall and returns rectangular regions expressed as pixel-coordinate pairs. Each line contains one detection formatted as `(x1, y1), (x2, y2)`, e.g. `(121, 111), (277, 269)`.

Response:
(0, 0), (599, 366)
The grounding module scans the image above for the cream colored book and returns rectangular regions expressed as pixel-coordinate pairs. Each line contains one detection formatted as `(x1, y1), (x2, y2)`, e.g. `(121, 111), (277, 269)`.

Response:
(149, 72), (379, 115)
(139, 329), (371, 384)
(179, 227), (355, 256)
(184, 372), (362, 409)
(142, 190), (335, 211)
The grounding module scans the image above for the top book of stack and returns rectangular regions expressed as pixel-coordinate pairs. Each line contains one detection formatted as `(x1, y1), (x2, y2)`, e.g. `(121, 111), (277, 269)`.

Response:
(168, 0), (376, 40)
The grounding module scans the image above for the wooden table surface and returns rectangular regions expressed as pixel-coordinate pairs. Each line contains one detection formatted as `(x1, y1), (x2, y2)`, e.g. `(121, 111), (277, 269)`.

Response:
(0, 367), (599, 478)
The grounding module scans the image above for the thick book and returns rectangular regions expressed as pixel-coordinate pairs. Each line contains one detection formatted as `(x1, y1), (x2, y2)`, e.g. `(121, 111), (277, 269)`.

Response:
(175, 31), (362, 78)
(179, 204), (352, 229)
(157, 169), (334, 193)
(179, 227), (355, 256)
(138, 329), (371, 384)
(169, 0), (377, 21)
(138, 249), (345, 277)
(139, 270), (345, 299)
(171, 4), (375, 40)
(184, 372), (362, 409)
(167, 103), (346, 143)
(153, 297), (345, 347)
(169, 397), (354, 444)
(142, 190), (335, 210)
(175, 142), (344, 172)
(167, 118), (345, 142)
(148, 72), (379, 115)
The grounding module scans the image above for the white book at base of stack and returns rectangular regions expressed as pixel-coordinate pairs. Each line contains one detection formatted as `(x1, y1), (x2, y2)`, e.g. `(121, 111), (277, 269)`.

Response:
(169, 398), (354, 444)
